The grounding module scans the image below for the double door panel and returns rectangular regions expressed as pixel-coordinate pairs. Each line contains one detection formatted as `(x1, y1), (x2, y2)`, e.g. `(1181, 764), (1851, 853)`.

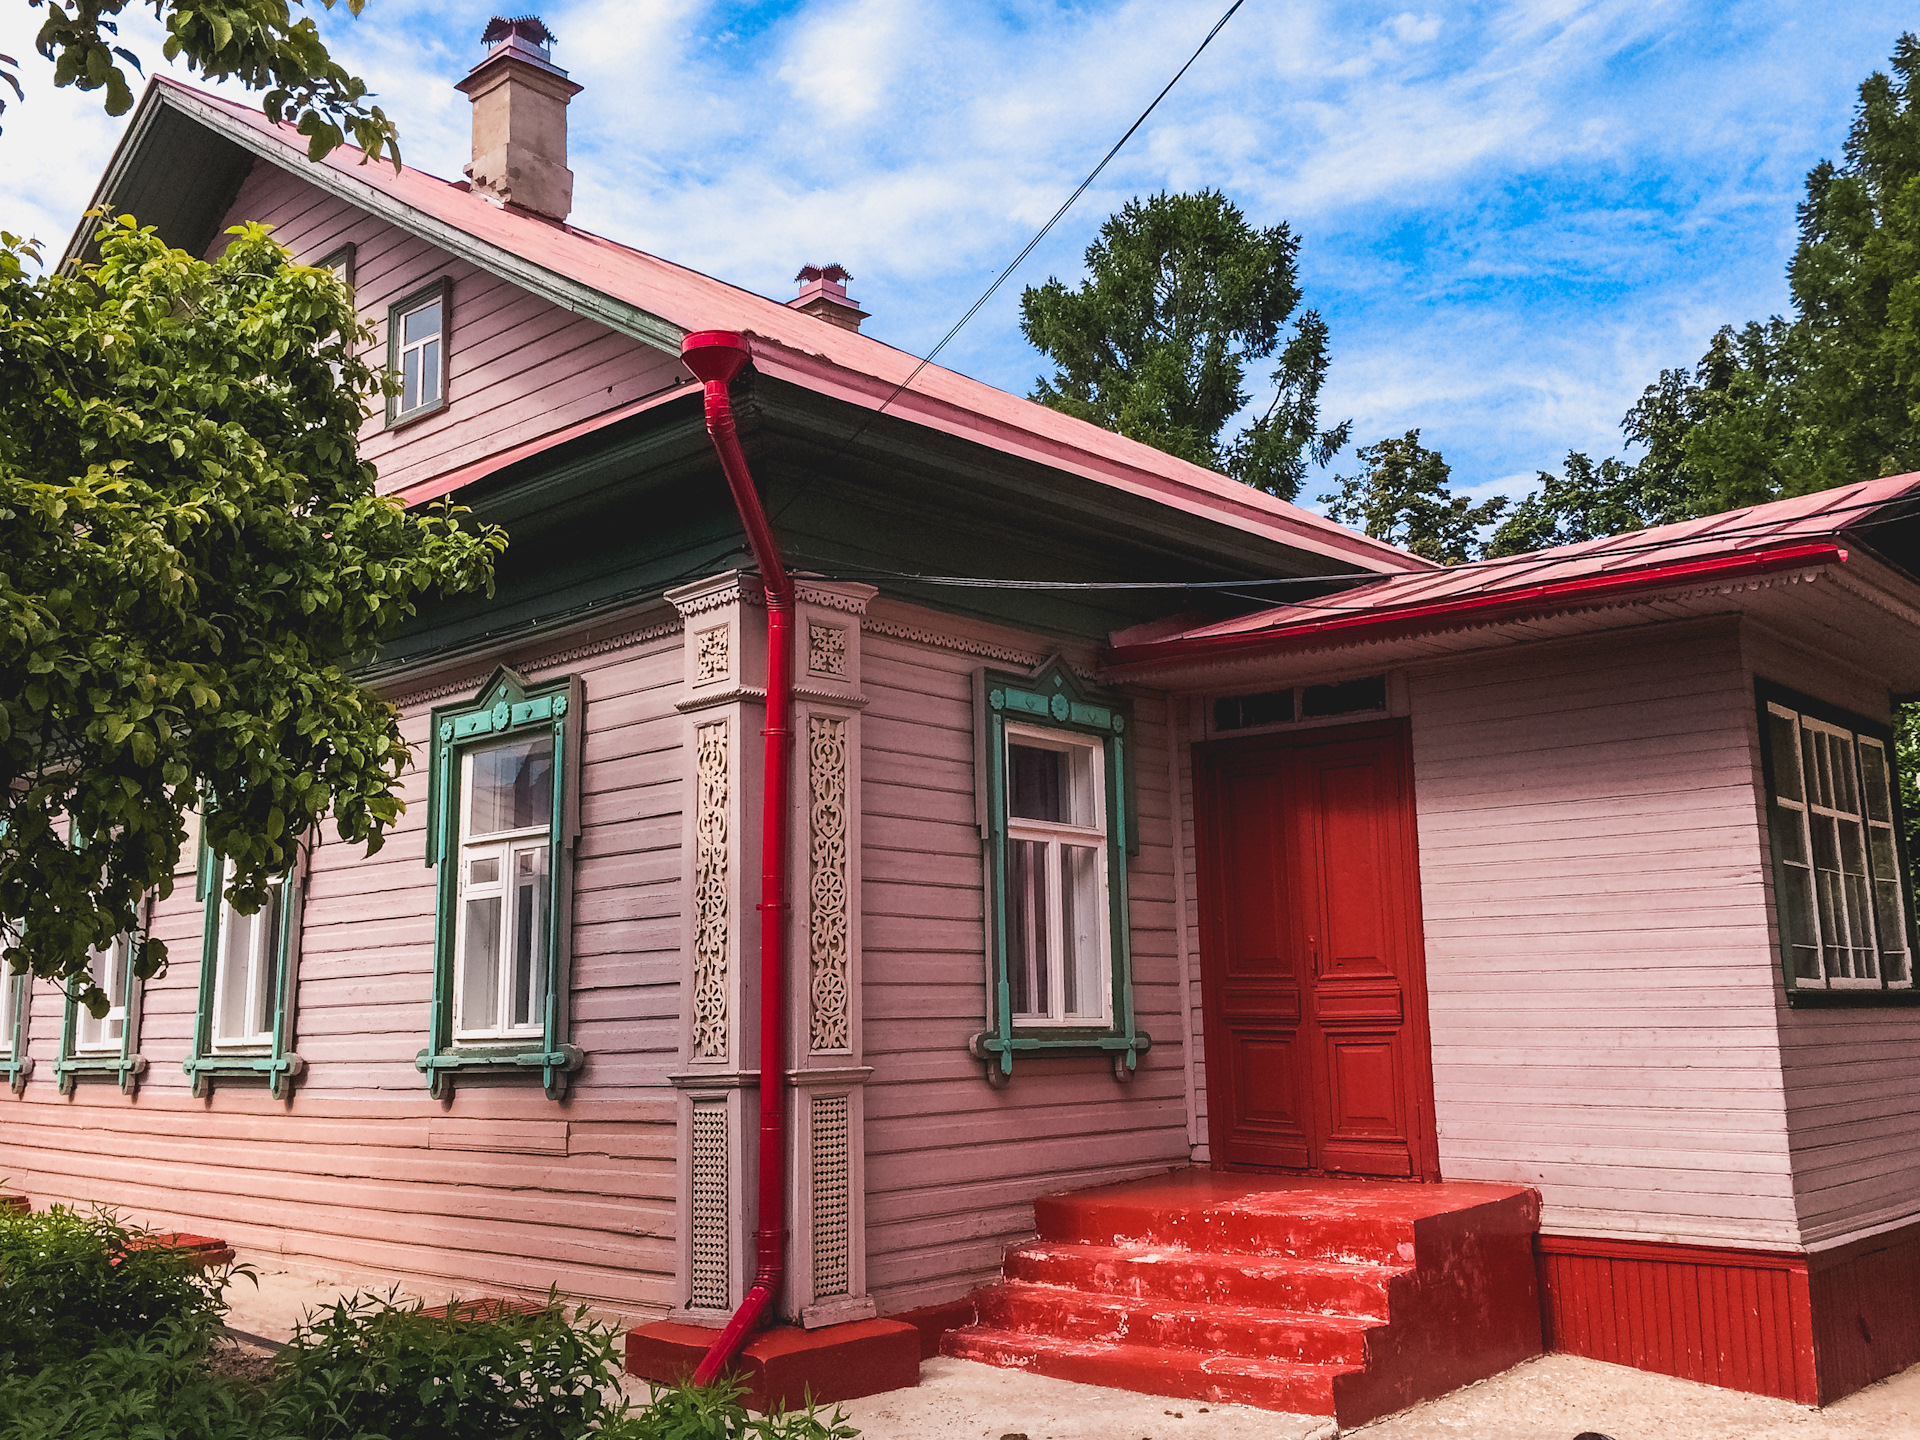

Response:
(1195, 720), (1434, 1178)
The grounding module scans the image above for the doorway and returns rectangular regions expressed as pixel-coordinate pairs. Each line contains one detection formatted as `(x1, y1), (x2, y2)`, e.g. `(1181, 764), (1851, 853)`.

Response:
(1193, 719), (1438, 1179)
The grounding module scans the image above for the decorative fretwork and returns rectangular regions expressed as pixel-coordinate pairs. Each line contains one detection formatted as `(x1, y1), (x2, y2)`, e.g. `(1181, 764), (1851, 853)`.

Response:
(693, 722), (730, 1060)
(808, 624), (847, 679)
(695, 627), (729, 684)
(808, 716), (851, 1053)
(810, 1092), (851, 1299)
(690, 1103), (731, 1309)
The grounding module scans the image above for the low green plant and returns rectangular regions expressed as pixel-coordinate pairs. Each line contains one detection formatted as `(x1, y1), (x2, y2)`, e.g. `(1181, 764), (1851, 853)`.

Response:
(0, 1317), (264, 1440)
(604, 1376), (860, 1440)
(273, 1288), (634, 1440)
(0, 1202), (233, 1365)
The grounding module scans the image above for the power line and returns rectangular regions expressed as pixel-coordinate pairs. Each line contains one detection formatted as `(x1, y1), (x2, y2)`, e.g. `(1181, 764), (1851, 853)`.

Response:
(802, 0), (1249, 475)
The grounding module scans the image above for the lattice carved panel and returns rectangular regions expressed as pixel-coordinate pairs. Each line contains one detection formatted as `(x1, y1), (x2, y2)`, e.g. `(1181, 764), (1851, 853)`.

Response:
(808, 624), (847, 678)
(810, 1093), (851, 1300)
(690, 1104), (731, 1309)
(692, 722), (730, 1060)
(695, 627), (729, 683)
(808, 715), (852, 1053)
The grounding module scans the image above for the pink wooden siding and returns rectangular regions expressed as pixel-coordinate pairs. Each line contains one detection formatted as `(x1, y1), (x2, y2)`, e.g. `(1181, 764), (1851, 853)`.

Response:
(1741, 623), (1920, 1246)
(204, 161), (682, 498)
(855, 616), (1193, 1315)
(1408, 619), (1800, 1246)
(0, 620), (687, 1312)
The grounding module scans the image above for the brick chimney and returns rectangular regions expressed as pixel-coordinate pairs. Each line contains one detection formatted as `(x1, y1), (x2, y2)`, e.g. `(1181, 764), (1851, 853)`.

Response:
(455, 16), (583, 220)
(789, 265), (869, 332)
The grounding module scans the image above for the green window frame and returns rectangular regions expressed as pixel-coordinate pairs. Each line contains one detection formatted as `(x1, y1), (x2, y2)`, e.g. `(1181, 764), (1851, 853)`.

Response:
(970, 659), (1149, 1085)
(1757, 680), (1920, 1007)
(184, 838), (306, 1099)
(0, 949), (29, 1093)
(386, 276), (451, 428)
(54, 929), (147, 1094)
(418, 666), (584, 1098)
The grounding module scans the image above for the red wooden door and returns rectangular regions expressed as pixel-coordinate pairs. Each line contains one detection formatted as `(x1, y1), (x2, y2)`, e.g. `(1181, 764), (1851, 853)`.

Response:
(1195, 720), (1437, 1179)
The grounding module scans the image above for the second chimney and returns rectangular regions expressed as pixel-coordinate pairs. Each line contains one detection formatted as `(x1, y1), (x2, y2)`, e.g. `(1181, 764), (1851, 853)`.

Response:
(456, 16), (583, 220)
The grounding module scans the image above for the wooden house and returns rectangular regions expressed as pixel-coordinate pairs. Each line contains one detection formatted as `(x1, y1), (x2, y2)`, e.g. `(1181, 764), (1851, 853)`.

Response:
(7, 23), (1920, 1423)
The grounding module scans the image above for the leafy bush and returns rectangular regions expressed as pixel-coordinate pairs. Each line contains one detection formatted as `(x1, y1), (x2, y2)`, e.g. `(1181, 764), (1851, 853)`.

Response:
(0, 1203), (231, 1365)
(604, 1376), (860, 1440)
(273, 1289), (634, 1440)
(0, 1317), (264, 1440)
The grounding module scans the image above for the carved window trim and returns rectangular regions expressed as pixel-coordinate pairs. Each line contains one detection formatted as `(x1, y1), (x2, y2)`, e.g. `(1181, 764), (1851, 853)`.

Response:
(184, 842), (307, 1099)
(970, 659), (1149, 1085)
(419, 666), (585, 1097)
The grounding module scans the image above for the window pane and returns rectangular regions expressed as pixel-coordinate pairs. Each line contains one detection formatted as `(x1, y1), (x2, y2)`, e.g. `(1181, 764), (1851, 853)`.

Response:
(80, 941), (127, 1049)
(1061, 844), (1104, 1018)
(469, 856), (499, 885)
(402, 298), (442, 346)
(510, 845), (549, 1028)
(1009, 744), (1066, 823)
(461, 895), (502, 1032)
(1768, 710), (1803, 803)
(420, 338), (442, 406)
(216, 900), (253, 1042)
(1008, 839), (1049, 1016)
(467, 736), (554, 836)
(254, 881), (284, 1039)
(402, 348), (419, 413)
(1860, 740), (1893, 822)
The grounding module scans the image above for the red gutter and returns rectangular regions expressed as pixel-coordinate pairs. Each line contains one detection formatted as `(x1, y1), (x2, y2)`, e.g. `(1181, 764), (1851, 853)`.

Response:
(1104, 542), (1847, 667)
(679, 331), (794, 1384)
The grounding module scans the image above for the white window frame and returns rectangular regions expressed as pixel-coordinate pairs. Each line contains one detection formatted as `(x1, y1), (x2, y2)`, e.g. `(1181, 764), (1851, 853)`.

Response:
(452, 737), (554, 1043)
(210, 864), (287, 1052)
(1002, 722), (1114, 1028)
(0, 956), (14, 1060)
(1765, 698), (1915, 993)
(387, 278), (450, 426)
(75, 935), (133, 1052)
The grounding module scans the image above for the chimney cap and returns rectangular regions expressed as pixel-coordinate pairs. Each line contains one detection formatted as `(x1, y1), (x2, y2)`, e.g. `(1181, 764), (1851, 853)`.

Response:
(790, 262), (868, 332)
(795, 263), (852, 285)
(482, 15), (557, 53)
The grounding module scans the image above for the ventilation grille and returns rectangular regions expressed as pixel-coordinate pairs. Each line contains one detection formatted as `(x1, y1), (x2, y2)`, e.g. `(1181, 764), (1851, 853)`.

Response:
(810, 1092), (852, 1299)
(690, 1104), (731, 1310)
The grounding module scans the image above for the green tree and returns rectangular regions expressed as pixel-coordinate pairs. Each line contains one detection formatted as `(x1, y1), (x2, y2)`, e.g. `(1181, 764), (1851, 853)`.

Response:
(1318, 430), (1507, 565)
(0, 217), (503, 1003)
(1020, 189), (1350, 500)
(1, 0), (396, 163)
(1484, 450), (1684, 558)
(1609, 34), (1920, 514)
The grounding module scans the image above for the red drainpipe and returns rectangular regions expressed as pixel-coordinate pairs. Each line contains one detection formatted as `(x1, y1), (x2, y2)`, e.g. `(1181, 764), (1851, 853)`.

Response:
(679, 331), (794, 1383)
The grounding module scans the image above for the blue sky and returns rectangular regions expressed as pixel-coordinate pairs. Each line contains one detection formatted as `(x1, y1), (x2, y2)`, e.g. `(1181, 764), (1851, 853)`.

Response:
(2, 2), (1912, 514)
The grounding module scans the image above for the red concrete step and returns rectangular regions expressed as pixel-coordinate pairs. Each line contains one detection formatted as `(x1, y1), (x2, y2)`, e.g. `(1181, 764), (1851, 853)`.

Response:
(1034, 1173), (1523, 1264)
(1005, 1239), (1401, 1319)
(974, 1281), (1376, 1366)
(943, 1325), (1347, 1414)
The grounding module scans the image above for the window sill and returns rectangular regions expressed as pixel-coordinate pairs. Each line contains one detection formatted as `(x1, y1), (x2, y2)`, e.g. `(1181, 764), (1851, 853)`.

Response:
(54, 1052), (147, 1094)
(386, 397), (448, 432)
(969, 1028), (1151, 1087)
(1, 1055), (31, 1093)
(184, 1052), (305, 1098)
(1785, 986), (1920, 1008)
(415, 1043), (583, 1099)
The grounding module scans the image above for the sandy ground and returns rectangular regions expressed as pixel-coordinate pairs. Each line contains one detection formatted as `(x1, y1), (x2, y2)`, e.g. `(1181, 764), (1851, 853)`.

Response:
(223, 1260), (1920, 1439)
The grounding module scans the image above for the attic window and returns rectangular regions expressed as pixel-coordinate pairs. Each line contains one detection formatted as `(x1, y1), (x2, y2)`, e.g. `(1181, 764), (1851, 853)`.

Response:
(387, 278), (451, 426)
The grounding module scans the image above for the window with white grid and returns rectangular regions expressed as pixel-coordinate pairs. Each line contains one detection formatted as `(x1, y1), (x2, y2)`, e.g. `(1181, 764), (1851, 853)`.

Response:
(1764, 697), (1914, 993)
(210, 865), (287, 1050)
(1003, 724), (1112, 1026)
(76, 936), (133, 1051)
(454, 734), (554, 1040)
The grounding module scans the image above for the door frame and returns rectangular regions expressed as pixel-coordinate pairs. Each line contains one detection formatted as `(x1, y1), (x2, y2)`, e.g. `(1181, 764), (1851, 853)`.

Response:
(1191, 716), (1442, 1181)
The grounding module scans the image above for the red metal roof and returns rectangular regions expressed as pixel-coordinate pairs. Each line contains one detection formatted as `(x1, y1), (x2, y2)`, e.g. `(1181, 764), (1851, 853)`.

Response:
(147, 79), (1424, 575)
(1107, 471), (1920, 665)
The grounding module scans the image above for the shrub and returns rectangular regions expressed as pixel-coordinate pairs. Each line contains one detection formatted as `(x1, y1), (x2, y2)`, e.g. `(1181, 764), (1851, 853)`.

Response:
(273, 1289), (634, 1440)
(604, 1377), (860, 1440)
(0, 1203), (231, 1365)
(0, 1317), (264, 1440)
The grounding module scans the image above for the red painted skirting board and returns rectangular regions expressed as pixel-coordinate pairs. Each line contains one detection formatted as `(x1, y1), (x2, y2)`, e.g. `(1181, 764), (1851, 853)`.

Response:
(1538, 1227), (1920, 1406)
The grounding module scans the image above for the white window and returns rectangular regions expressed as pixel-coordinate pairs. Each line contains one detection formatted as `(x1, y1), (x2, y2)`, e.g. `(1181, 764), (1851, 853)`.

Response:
(454, 734), (555, 1039)
(1765, 700), (1913, 990)
(211, 866), (286, 1049)
(1003, 725), (1111, 1025)
(393, 289), (445, 420)
(76, 936), (133, 1052)
(0, 960), (15, 1059)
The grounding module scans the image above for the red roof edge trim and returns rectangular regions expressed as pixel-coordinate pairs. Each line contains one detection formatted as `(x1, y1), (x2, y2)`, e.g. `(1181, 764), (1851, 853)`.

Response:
(1102, 542), (1848, 668)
